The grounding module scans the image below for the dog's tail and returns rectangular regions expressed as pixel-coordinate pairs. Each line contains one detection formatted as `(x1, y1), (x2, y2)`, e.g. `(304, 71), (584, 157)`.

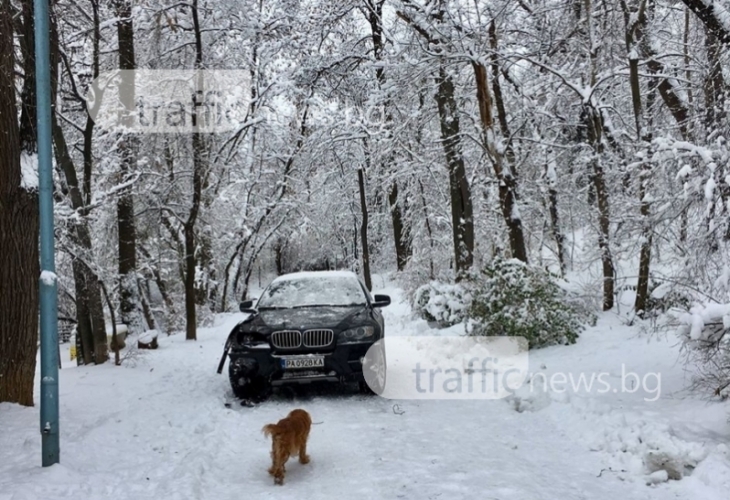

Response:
(262, 423), (279, 438)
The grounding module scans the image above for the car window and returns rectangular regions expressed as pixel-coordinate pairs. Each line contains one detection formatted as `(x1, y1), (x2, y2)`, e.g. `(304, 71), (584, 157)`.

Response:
(257, 275), (367, 309)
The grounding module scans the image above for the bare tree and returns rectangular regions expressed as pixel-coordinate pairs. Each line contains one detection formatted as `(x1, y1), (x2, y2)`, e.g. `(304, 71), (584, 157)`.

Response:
(53, 0), (108, 364)
(364, 0), (412, 271)
(358, 167), (372, 290)
(397, 7), (475, 279)
(114, 0), (140, 335)
(621, 0), (654, 316)
(183, 0), (206, 340)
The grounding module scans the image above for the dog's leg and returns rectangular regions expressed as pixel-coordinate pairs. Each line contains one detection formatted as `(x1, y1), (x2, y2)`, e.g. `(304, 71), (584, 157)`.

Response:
(268, 448), (276, 475)
(298, 440), (310, 464)
(274, 463), (285, 485)
(272, 444), (288, 485)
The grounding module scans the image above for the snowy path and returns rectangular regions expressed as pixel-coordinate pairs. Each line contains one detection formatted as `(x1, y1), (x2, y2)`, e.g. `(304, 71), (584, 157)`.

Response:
(2, 288), (729, 499)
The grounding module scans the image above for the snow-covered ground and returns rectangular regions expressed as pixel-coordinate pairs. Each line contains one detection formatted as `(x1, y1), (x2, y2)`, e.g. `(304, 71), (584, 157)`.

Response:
(1, 281), (729, 499)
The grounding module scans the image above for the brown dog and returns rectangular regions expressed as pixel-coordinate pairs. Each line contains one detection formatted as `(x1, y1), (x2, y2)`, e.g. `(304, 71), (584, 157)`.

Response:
(262, 409), (312, 485)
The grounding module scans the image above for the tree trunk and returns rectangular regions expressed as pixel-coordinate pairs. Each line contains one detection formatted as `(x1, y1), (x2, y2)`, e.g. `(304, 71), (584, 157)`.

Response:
(83, 0), (100, 206)
(582, 0), (614, 310)
(417, 179), (436, 279)
(680, 0), (730, 45)
(138, 278), (157, 331)
(274, 238), (285, 275)
(138, 244), (173, 312)
(0, 0), (39, 406)
(51, 99), (108, 364)
(366, 0), (411, 271)
(473, 59), (528, 263)
(388, 183), (410, 271)
(221, 239), (247, 312)
(622, 0), (654, 316)
(585, 106), (615, 311)
(98, 280), (121, 365)
(71, 261), (93, 365)
(704, 28), (726, 132)
(545, 158), (567, 275)
(477, 23), (529, 263)
(115, 0), (140, 333)
(358, 168), (372, 291)
(184, 222), (198, 340)
(635, 206), (653, 315)
(184, 0), (205, 340)
(434, 66), (474, 279)
(633, 123), (654, 316)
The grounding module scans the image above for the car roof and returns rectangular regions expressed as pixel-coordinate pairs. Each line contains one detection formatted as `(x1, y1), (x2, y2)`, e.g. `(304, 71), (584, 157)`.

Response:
(270, 270), (360, 284)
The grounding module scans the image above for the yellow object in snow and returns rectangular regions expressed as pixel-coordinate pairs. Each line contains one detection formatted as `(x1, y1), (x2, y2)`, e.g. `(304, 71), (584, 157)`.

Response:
(70, 344), (76, 361)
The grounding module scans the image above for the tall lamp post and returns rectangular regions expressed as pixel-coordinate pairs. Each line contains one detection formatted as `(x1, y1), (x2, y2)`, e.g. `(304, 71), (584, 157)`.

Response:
(34, 0), (60, 466)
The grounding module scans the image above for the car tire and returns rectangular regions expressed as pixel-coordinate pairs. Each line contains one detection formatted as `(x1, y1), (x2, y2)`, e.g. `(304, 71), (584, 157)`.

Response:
(228, 362), (271, 402)
(360, 343), (386, 395)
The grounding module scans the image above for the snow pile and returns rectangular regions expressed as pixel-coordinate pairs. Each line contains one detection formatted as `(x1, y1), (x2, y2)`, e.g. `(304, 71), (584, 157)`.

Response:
(594, 419), (708, 480)
(684, 444), (730, 495)
(138, 329), (159, 344)
(526, 384), (712, 483)
(505, 375), (557, 413)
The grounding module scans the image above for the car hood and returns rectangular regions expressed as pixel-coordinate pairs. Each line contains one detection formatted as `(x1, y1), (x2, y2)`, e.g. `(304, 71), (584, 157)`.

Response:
(243, 305), (369, 333)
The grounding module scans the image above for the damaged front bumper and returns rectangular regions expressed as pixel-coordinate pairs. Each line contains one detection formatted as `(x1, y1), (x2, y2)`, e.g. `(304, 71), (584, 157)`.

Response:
(228, 342), (373, 386)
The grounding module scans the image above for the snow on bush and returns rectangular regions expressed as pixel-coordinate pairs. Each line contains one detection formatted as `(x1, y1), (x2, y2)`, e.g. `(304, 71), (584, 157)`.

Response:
(466, 258), (594, 348)
(676, 302), (730, 342)
(644, 282), (692, 316)
(413, 281), (472, 327)
(674, 302), (730, 397)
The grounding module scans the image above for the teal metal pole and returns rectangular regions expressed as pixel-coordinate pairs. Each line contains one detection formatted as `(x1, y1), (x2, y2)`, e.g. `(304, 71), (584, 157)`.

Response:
(34, 0), (60, 467)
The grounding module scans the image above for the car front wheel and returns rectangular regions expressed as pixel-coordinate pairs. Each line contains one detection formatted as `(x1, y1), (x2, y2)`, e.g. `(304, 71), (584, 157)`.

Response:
(360, 344), (386, 395)
(228, 362), (271, 402)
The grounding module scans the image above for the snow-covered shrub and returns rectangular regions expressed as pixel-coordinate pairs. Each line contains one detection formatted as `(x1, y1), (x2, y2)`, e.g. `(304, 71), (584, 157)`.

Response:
(413, 281), (472, 327)
(644, 282), (693, 316)
(675, 302), (730, 398)
(466, 258), (594, 348)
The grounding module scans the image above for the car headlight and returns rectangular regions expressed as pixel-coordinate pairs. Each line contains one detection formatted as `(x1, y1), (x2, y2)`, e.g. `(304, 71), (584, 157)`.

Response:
(238, 332), (268, 347)
(339, 326), (376, 343)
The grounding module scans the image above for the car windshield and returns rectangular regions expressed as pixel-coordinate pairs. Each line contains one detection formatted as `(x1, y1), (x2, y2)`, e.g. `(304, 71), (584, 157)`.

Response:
(257, 273), (367, 309)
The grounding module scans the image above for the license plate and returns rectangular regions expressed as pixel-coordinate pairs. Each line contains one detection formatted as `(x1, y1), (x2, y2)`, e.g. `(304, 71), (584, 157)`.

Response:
(280, 356), (325, 369)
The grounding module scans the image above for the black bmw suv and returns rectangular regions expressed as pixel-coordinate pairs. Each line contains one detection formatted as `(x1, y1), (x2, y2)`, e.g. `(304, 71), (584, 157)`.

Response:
(217, 271), (390, 401)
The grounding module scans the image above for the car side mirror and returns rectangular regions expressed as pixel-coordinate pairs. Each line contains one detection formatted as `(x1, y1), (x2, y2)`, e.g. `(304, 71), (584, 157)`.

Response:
(372, 294), (391, 308)
(239, 299), (257, 313)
